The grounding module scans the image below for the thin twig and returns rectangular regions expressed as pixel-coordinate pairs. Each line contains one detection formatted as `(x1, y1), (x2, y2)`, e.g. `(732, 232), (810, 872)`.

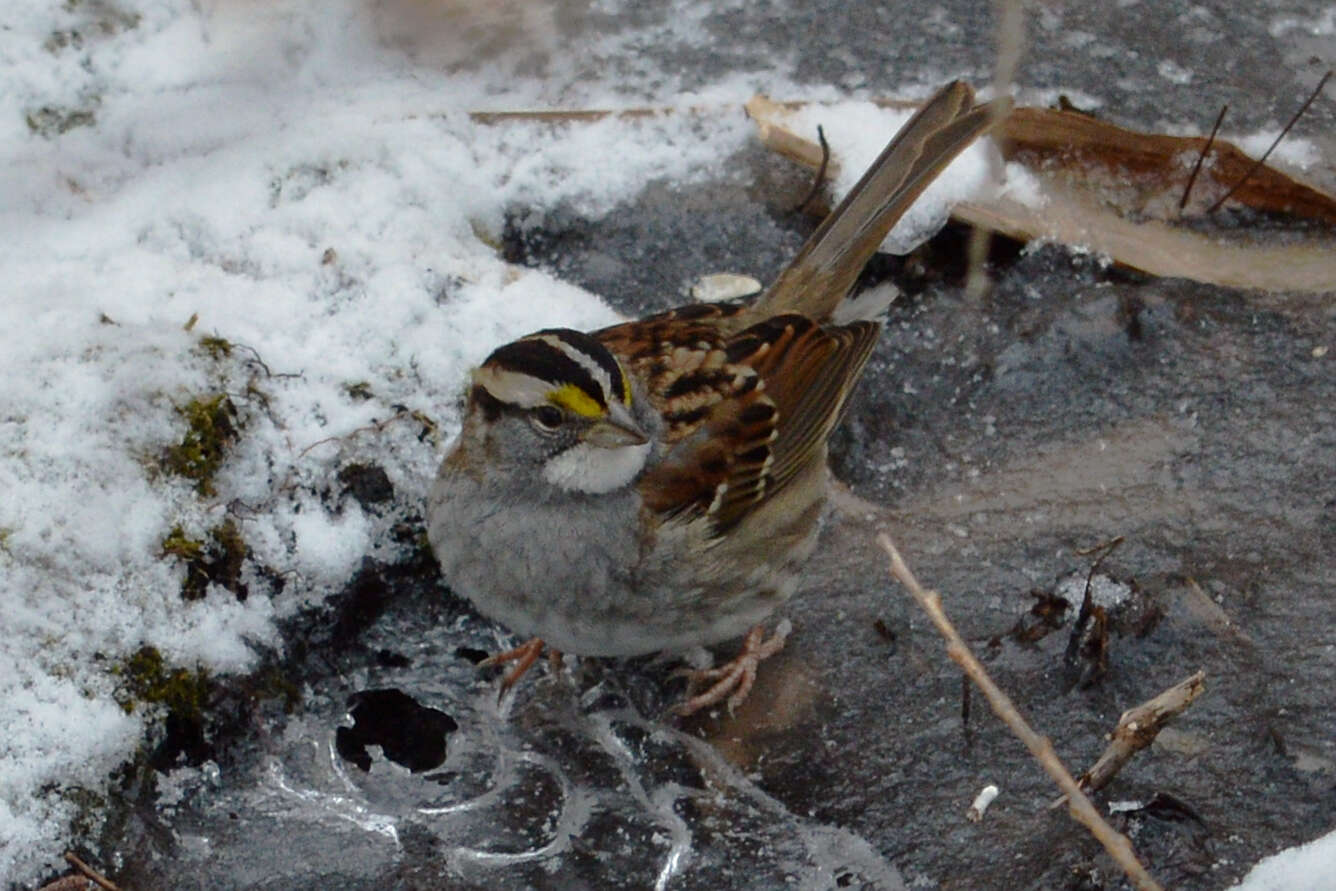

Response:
(1179, 104), (1228, 212)
(878, 533), (1163, 891)
(961, 671), (972, 730)
(297, 406), (437, 457)
(794, 124), (831, 212)
(1064, 535), (1124, 679)
(1206, 70), (1332, 214)
(1073, 535), (1126, 559)
(469, 107), (664, 124)
(1051, 670), (1207, 808)
(63, 853), (120, 891)
(964, 0), (1024, 299)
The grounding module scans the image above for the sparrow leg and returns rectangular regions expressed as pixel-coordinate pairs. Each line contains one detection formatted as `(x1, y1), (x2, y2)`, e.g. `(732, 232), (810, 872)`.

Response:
(672, 621), (790, 717)
(479, 637), (558, 699)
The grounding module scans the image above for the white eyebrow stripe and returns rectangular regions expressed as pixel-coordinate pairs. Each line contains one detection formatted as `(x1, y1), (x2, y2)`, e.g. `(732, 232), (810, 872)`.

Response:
(534, 333), (616, 406)
(472, 365), (551, 409)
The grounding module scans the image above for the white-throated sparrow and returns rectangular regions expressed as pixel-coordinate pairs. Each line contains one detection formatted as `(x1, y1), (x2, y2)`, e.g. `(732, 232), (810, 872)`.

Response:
(428, 81), (1005, 714)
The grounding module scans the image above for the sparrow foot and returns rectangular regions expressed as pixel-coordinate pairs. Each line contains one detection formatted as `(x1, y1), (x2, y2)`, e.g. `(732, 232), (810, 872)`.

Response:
(671, 620), (790, 717)
(479, 637), (561, 700)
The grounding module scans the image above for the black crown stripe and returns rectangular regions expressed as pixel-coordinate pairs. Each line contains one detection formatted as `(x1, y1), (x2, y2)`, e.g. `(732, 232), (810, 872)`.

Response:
(534, 328), (628, 404)
(484, 337), (607, 410)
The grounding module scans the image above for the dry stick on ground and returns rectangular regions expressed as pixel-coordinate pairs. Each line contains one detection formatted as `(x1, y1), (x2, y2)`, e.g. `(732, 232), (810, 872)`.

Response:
(1051, 670), (1207, 810)
(1064, 535), (1125, 679)
(63, 852), (120, 891)
(296, 405), (438, 458)
(877, 533), (1164, 891)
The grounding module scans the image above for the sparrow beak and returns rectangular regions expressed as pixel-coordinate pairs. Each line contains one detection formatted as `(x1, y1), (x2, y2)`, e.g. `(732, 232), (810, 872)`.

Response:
(582, 402), (649, 448)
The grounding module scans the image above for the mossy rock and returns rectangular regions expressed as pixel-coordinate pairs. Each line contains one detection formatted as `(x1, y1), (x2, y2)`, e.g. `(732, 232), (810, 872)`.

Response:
(114, 646), (210, 721)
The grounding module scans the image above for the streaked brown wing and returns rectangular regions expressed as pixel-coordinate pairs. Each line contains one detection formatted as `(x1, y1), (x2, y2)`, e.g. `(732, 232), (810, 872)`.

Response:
(594, 80), (1006, 537)
(724, 314), (880, 509)
(596, 301), (753, 443)
(628, 312), (880, 536)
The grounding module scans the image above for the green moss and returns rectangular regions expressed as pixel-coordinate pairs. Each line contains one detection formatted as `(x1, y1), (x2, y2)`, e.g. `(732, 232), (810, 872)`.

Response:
(160, 519), (249, 601)
(0, 526), (12, 556)
(113, 646), (210, 720)
(162, 394), (238, 495)
(160, 525), (204, 561)
(417, 531), (435, 564)
(196, 336), (234, 359)
(210, 518), (247, 596)
(343, 380), (373, 401)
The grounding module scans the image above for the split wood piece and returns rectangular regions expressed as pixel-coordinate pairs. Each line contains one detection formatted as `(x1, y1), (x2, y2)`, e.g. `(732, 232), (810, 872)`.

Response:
(747, 96), (1336, 224)
(1051, 670), (1207, 809)
(958, 183), (1336, 296)
(998, 106), (1336, 224)
(745, 95), (1336, 295)
(878, 532), (1163, 891)
(468, 106), (668, 125)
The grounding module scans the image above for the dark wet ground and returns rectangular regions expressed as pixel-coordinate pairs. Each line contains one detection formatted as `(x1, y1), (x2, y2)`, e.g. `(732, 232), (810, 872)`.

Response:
(63, 1), (1336, 889)
(495, 184), (1336, 889)
(105, 170), (1336, 890)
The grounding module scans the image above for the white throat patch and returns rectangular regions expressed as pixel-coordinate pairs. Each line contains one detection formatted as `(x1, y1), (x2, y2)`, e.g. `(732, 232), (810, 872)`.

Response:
(543, 440), (651, 494)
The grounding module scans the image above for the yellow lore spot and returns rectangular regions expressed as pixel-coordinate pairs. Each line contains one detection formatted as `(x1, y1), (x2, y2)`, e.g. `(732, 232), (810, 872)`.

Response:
(548, 384), (604, 418)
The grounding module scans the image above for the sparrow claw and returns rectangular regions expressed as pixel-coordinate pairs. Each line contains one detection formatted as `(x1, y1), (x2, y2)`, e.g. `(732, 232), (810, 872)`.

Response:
(671, 621), (790, 717)
(480, 637), (558, 701)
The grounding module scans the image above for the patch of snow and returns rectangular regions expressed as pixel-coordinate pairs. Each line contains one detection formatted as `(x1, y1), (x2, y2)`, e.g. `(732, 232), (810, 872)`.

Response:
(1269, 7), (1336, 37)
(999, 162), (1048, 208)
(781, 99), (1004, 254)
(1055, 573), (1132, 611)
(1156, 60), (1194, 85)
(1232, 828), (1336, 891)
(1232, 132), (1321, 170)
(2, 0), (770, 880)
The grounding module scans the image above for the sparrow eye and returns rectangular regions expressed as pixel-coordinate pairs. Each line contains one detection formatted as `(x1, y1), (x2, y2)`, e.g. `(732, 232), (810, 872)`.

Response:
(531, 405), (564, 432)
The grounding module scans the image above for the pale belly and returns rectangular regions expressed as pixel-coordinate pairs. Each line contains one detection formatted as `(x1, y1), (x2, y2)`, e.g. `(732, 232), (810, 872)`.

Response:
(427, 471), (822, 657)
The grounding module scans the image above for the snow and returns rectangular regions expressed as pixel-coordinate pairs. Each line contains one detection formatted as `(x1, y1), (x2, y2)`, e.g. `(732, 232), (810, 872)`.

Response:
(1232, 131), (1322, 171)
(1233, 828), (1336, 891)
(1269, 6), (1336, 38)
(781, 98), (1002, 253)
(2, 1), (757, 879)
(1056, 572), (1133, 611)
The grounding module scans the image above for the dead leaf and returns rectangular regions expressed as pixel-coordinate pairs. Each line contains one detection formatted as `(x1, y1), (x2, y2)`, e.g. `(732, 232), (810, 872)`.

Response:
(746, 95), (1336, 294)
(998, 106), (1336, 225)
